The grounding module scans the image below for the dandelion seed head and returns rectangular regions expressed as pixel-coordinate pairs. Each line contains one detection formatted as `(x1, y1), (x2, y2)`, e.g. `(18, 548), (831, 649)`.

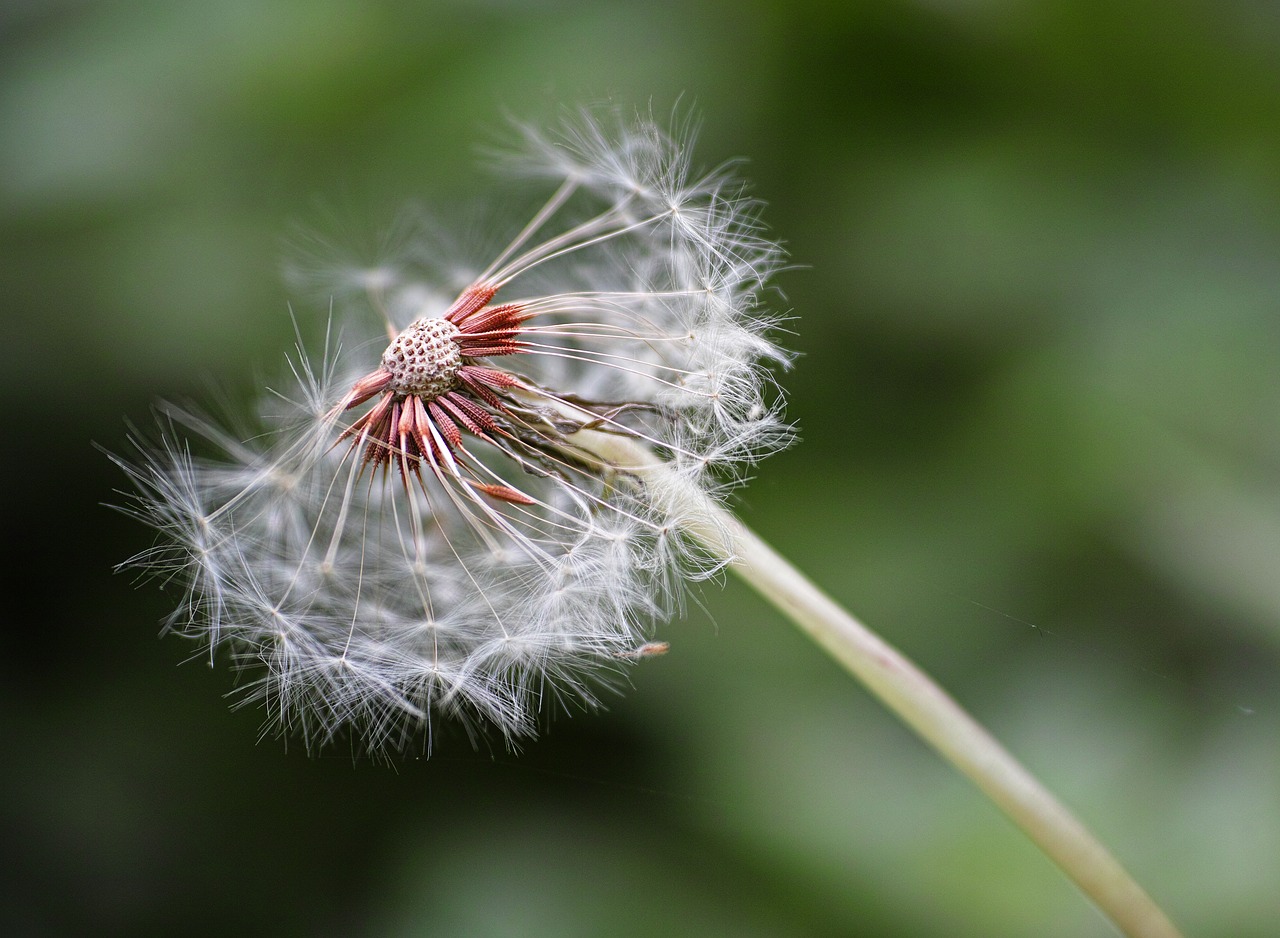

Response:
(113, 105), (793, 758)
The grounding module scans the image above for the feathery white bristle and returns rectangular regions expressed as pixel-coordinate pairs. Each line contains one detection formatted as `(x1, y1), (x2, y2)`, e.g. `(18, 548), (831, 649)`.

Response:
(116, 105), (792, 756)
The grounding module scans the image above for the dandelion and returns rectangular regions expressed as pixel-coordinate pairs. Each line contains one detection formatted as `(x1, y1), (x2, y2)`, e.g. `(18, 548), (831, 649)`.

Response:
(114, 107), (789, 753)
(112, 107), (1180, 938)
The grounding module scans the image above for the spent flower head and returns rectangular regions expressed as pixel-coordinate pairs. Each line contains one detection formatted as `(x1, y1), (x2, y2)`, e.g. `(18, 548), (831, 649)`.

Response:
(113, 106), (792, 755)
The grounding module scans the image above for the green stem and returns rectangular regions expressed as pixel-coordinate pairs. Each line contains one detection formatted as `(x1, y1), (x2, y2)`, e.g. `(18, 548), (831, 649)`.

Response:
(573, 426), (1184, 938)
(694, 505), (1182, 938)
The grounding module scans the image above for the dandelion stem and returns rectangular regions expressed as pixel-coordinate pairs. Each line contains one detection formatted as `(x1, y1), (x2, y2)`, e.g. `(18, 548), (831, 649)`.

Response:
(696, 507), (1182, 938)
(574, 427), (1183, 938)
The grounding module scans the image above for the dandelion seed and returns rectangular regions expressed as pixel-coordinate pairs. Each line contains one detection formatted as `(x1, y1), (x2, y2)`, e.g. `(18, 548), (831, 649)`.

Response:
(112, 106), (791, 756)
(615, 641), (671, 660)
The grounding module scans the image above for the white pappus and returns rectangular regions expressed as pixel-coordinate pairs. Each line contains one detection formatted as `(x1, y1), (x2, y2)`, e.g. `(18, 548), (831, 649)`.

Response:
(112, 107), (793, 756)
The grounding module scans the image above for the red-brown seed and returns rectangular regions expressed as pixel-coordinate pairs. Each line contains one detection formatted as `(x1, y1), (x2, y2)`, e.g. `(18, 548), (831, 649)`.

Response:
(473, 483), (537, 505)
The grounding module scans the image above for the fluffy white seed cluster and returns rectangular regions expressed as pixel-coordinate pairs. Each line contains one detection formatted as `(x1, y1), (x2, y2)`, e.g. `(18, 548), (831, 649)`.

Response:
(115, 107), (792, 756)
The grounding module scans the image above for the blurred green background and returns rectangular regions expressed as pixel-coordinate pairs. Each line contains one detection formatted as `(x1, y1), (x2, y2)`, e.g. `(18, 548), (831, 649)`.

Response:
(3, 1), (1279, 935)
